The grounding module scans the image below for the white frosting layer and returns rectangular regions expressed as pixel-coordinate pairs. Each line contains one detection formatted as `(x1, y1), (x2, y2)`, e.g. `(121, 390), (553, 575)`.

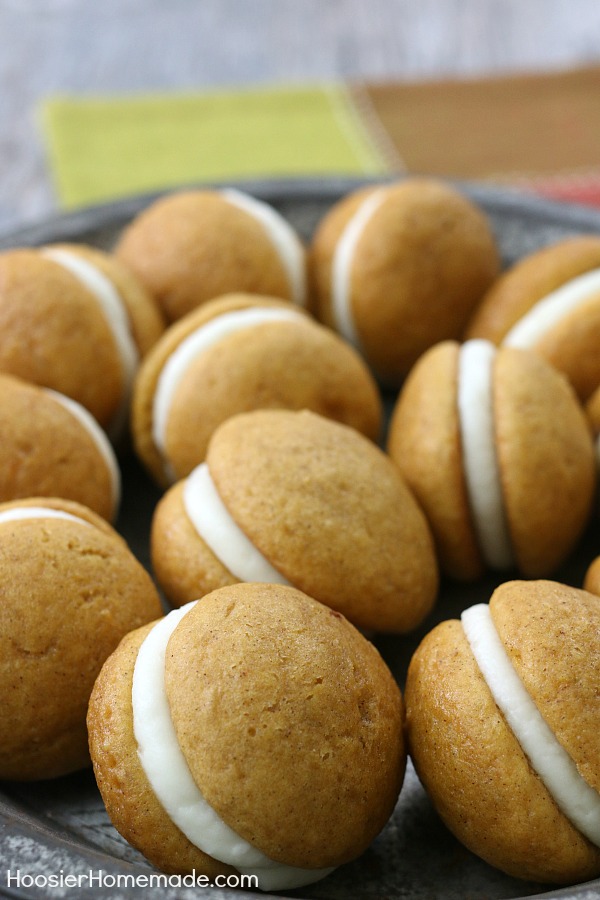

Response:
(457, 339), (513, 570)
(221, 188), (307, 307)
(183, 463), (290, 585)
(462, 603), (600, 848)
(504, 267), (600, 349)
(44, 388), (121, 516)
(331, 188), (386, 349)
(132, 602), (334, 890)
(42, 247), (139, 439)
(153, 306), (305, 483)
(0, 506), (91, 528)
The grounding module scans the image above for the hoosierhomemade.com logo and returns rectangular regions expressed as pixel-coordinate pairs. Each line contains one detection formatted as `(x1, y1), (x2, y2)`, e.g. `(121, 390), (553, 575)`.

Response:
(6, 868), (259, 891)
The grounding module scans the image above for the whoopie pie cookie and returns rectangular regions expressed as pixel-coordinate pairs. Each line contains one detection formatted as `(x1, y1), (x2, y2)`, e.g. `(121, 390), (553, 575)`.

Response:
(132, 292), (383, 486)
(405, 579), (600, 884)
(309, 178), (500, 384)
(88, 582), (406, 889)
(0, 372), (121, 521)
(0, 243), (164, 438)
(0, 497), (162, 781)
(151, 409), (438, 633)
(466, 235), (600, 401)
(387, 339), (596, 580)
(115, 188), (308, 322)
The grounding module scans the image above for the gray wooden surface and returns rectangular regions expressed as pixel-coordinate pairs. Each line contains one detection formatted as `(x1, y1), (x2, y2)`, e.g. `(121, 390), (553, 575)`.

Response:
(2, 0), (600, 235)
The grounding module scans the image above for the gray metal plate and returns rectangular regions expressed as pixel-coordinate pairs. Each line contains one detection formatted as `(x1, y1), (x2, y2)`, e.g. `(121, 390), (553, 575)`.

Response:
(1, 177), (600, 900)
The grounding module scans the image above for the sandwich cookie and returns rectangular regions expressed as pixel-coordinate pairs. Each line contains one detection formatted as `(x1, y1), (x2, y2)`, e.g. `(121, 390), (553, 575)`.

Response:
(132, 293), (383, 486)
(309, 178), (500, 384)
(151, 409), (438, 633)
(387, 339), (596, 580)
(0, 497), (162, 780)
(0, 372), (121, 521)
(467, 236), (600, 401)
(0, 244), (164, 438)
(115, 188), (307, 323)
(88, 582), (406, 888)
(405, 579), (600, 884)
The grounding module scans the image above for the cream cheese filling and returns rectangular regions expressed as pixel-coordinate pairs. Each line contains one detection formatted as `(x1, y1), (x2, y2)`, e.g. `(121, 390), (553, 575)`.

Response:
(330, 188), (386, 350)
(457, 340), (513, 570)
(132, 602), (334, 890)
(44, 388), (121, 517)
(0, 506), (92, 528)
(153, 306), (305, 483)
(221, 189), (307, 307)
(183, 463), (290, 585)
(42, 247), (139, 439)
(503, 267), (600, 349)
(462, 603), (600, 847)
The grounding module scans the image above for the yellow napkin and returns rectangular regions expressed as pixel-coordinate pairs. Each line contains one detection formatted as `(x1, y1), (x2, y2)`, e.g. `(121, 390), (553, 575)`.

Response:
(42, 84), (389, 209)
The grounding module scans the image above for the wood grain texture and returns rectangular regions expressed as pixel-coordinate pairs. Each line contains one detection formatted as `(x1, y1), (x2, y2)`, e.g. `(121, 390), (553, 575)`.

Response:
(1, 0), (600, 233)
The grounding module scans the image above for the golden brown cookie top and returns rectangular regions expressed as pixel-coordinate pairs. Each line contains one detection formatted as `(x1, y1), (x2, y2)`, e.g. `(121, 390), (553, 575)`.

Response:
(49, 242), (165, 355)
(0, 500), (162, 780)
(310, 178), (499, 382)
(164, 583), (405, 868)
(467, 235), (600, 343)
(494, 347), (596, 575)
(405, 613), (600, 883)
(0, 242), (164, 434)
(490, 579), (600, 793)
(0, 372), (120, 520)
(387, 339), (595, 580)
(132, 293), (382, 486)
(387, 340), (483, 579)
(205, 408), (438, 632)
(115, 190), (306, 322)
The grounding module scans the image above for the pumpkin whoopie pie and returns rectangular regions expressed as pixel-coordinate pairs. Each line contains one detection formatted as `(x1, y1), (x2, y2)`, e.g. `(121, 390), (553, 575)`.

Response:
(0, 243), (164, 438)
(115, 188), (308, 322)
(405, 579), (600, 884)
(151, 408), (438, 633)
(132, 292), (383, 486)
(88, 582), (406, 890)
(309, 178), (500, 384)
(0, 497), (162, 781)
(467, 235), (600, 402)
(387, 339), (596, 580)
(0, 372), (121, 520)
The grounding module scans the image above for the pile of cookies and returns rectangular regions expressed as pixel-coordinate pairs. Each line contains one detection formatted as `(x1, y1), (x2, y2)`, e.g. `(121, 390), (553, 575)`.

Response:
(1, 178), (600, 892)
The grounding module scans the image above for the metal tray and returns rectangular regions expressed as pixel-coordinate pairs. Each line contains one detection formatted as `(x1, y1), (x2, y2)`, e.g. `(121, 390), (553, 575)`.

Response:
(1, 177), (600, 900)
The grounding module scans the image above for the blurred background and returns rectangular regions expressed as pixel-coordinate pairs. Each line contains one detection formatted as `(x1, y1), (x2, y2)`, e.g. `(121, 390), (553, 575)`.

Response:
(2, 0), (600, 234)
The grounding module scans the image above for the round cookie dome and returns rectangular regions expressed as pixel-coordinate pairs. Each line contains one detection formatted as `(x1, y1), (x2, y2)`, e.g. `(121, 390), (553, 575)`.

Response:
(88, 582), (405, 888)
(466, 236), (600, 402)
(309, 178), (500, 384)
(0, 497), (163, 780)
(151, 408), (438, 633)
(387, 339), (596, 581)
(115, 188), (308, 322)
(132, 292), (383, 486)
(405, 579), (600, 884)
(0, 244), (165, 438)
(0, 372), (121, 520)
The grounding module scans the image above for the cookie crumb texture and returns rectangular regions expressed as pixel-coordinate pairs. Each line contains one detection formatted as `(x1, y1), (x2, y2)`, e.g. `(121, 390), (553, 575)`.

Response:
(0, 504), (162, 780)
(405, 580), (600, 884)
(88, 584), (406, 875)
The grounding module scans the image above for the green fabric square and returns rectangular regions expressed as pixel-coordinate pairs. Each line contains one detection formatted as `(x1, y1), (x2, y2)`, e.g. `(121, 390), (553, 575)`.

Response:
(41, 84), (388, 208)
